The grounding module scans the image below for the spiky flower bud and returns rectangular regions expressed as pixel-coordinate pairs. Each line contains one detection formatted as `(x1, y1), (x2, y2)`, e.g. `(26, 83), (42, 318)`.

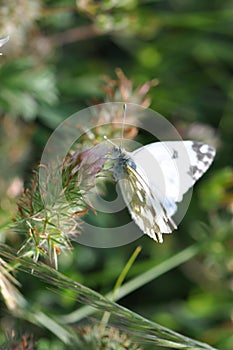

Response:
(14, 70), (157, 267)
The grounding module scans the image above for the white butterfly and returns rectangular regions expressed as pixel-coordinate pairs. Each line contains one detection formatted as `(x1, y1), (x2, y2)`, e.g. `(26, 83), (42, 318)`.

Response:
(0, 36), (9, 55)
(111, 139), (216, 243)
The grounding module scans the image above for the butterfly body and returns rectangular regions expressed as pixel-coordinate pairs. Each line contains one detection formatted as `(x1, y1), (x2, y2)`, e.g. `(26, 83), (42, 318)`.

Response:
(111, 140), (215, 243)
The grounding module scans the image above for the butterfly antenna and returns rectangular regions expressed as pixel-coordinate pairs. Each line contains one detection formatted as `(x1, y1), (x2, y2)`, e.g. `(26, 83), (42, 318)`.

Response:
(103, 135), (117, 148)
(120, 103), (127, 150)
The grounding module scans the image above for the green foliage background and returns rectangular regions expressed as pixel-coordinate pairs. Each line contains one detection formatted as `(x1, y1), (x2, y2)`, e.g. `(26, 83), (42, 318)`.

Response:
(0, 0), (232, 349)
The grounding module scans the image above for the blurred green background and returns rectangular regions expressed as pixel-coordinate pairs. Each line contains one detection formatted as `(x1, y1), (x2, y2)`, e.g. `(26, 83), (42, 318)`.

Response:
(0, 0), (232, 349)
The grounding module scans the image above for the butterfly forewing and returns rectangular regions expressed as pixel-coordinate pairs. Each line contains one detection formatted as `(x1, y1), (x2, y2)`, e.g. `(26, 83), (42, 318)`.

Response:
(132, 141), (216, 204)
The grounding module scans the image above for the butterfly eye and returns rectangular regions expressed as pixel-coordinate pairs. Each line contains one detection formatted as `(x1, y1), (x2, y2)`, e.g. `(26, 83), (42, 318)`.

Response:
(113, 146), (120, 153)
(127, 159), (136, 170)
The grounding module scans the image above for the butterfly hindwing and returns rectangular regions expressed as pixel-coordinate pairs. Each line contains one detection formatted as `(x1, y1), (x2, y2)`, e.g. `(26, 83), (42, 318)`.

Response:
(119, 163), (177, 243)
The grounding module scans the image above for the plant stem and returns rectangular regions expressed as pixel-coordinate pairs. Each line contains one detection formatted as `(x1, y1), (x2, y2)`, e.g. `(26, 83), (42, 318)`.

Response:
(100, 246), (142, 328)
(62, 244), (200, 324)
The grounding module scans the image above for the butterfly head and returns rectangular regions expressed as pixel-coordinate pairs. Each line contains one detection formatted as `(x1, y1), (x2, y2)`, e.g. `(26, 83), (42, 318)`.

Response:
(110, 146), (136, 180)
